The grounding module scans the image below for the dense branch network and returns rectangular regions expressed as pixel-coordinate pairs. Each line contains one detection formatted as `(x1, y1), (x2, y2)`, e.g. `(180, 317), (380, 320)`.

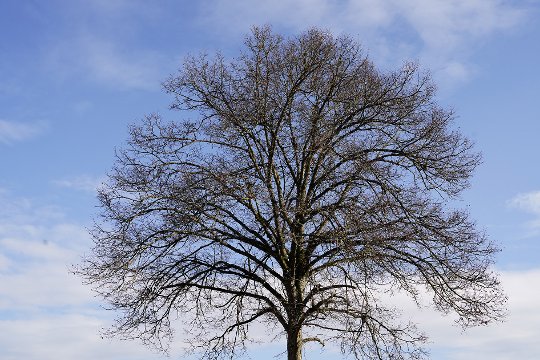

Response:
(78, 27), (506, 360)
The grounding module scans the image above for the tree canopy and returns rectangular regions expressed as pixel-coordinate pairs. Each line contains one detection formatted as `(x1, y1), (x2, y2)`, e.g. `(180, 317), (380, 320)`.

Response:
(78, 26), (506, 360)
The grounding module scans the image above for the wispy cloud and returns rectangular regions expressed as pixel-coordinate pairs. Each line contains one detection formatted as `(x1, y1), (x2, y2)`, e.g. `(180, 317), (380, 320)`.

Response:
(302, 268), (540, 359)
(509, 191), (540, 214)
(53, 175), (105, 192)
(0, 190), (540, 358)
(0, 314), (171, 360)
(0, 194), (91, 316)
(397, 269), (540, 359)
(0, 192), (171, 360)
(43, 0), (527, 92)
(200, 0), (527, 85)
(508, 191), (540, 232)
(47, 33), (175, 91)
(86, 0), (141, 13)
(79, 37), (168, 91)
(394, 0), (523, 48)
(0, 120), (44, 144)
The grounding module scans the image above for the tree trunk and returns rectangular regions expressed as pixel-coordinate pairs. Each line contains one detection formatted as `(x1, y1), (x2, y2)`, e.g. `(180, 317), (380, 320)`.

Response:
(287, 328), (302, 360)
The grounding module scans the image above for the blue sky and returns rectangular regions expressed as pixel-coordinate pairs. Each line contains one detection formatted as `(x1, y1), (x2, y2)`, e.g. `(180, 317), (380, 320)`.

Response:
(0, 1), (539, 359)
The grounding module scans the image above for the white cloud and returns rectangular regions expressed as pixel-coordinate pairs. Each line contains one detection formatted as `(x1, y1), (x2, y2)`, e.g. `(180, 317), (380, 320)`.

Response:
(0, 314), (166, 360)
(394, 0), (523, 49)
(47, 34), (174, 91)
(53, 175), (105, 192)
(509, 191), (540, 214)
(84, 0), (162, 19)
(0, 120), (44, 144)
(0, 197), (92, 312)
(0, 192), (172, 360)
(302, 268), (540, 359)
(38, 1), (177, 91)
(43, 0), (527, 92)
(508, 190), (540, 231)
(424, 269), (540, 359)
(78, 36), (169, 91)
(199, 0), (527, 85)
(1, 190), (539, 359)
(87, 0), (141, 13)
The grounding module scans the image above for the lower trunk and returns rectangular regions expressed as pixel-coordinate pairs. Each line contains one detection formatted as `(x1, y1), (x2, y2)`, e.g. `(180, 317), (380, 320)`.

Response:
(287, 328), (302, 360)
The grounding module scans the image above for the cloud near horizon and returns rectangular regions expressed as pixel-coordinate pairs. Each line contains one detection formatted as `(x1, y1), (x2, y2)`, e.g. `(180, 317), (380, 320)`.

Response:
(0, 190), (539, 359)
(0, 192), (163, 360)
(389, 269), (540, 359)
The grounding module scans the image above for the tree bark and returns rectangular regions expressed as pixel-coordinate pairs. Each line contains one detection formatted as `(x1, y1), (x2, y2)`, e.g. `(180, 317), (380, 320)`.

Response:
(287, 327), (302, 360)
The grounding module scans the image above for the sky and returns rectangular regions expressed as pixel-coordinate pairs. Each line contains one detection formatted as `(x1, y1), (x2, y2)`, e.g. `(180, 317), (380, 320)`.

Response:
(0, 0), (539, 359)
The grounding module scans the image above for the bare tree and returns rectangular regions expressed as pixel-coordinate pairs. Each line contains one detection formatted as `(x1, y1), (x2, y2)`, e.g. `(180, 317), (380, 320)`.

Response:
(78, 27), (506, 360)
